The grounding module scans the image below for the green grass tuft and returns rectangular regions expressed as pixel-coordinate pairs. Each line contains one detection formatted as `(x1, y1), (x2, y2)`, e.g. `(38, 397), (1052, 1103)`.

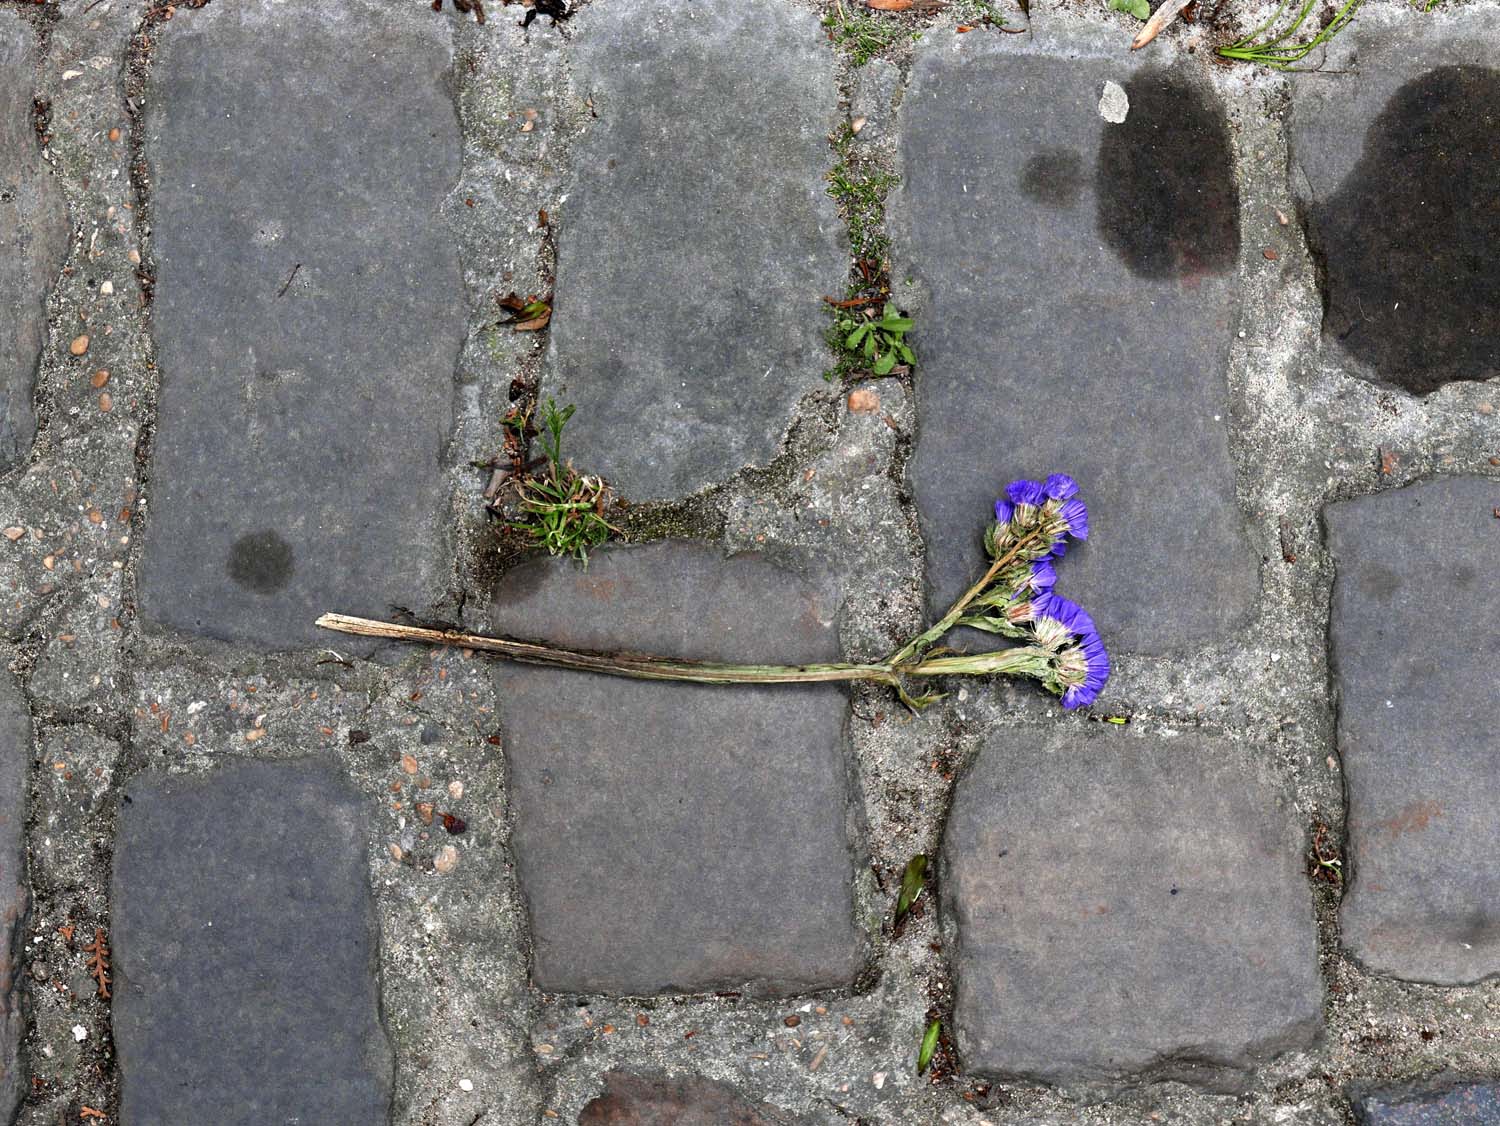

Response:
(1216, 0), (1362, 69)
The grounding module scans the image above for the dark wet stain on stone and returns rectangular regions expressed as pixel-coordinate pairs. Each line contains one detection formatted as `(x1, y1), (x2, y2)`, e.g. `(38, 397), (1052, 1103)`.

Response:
(1308, 66), (1500, 395)
(1095, 69), (1240, 280)
(227, 530), (294, 594)
(1020, 147), (1085, 208)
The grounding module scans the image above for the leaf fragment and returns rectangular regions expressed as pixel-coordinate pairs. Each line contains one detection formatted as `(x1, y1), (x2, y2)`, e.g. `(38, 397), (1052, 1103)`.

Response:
(917, 1018), (941, 1074)
(896, 854), (926, 918)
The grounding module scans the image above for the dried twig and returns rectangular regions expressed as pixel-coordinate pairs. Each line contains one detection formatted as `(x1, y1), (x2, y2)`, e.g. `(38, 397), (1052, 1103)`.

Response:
(1131, 0), (1192, 48)
(83, 929), (110, 1000)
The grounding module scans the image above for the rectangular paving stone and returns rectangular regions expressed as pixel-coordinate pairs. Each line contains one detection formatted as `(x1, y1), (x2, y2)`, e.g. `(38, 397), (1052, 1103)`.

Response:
(943, 727), (1322, 1086)
(490, 541), (864, 996)
(1351, 1079), (1500, 1125)
(0, 19), (69, 469)
(581, 1071), (806, 1125)
(137, 0), (463, 650)
(112, 758), (391, 1125)
(0, 673), (31, 1123)
(1289, 14), (1500, 395)
(1326, 476), (1500, 984)
(895, 40), (1257, 654)
(544, 0), (846, 501)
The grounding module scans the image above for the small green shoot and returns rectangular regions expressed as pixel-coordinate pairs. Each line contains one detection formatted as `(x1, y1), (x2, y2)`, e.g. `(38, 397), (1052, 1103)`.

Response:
(896, 854), (927, 919)
(504, 398), (617, 564)
(1216, 0), (1362, 70)
(1109, 0), (1150, 19)
(917, 1019), (941, 1074)
(822, 5), (900, 65)
(836, 302), (915, 377)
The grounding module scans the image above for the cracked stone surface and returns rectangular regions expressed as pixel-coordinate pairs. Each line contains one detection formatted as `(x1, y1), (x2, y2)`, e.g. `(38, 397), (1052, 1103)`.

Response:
(944, 726), (1323, 1087)
(1327, 476), (1500, 985)
(543, 0), (845, 500)
(112, 758), (391, 1125)
(490, 541), (864, 996)
(895, 40), (1258, 655)
(4, 0), (1500, 1122)
(135, 0), (462, 651)
(0, 19), (70, 471)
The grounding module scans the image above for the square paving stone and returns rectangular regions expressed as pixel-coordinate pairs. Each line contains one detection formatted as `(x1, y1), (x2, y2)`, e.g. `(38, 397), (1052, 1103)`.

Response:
(895, 38), (1257, 655)
(0, 672), (32, 1122)
(1326, 476), (1500, 984)
(544, 0), (846, 501)
(1350, 1079), (1500, 1125)
(112, 758), (391, 1125)
(490, 542), (864, 996)
(943, 727), (1322, 1086)
(0, 19), (70, 470)
(136, 0), (462, 650)
(1289, 14), (1500, 395)
(580, 1071), (806, 1125)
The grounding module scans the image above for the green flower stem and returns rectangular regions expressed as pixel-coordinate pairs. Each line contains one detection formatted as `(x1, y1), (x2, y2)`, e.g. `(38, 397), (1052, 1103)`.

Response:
(314, 614), (1049, 697)
(884, 524), (1050, 670)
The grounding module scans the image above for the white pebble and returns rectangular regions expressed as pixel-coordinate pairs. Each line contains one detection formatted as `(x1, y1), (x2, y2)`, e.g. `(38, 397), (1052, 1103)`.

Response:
(459, 1078), (474, 1092)
(72, 1025), (88, 1042)
(1098, 80), (1129, 124)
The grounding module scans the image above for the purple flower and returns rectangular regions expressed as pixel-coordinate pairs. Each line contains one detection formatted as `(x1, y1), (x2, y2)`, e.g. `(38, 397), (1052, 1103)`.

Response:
(1006, 478), (1047, 507)
(1044, 473), (1079, 501)
(1034, 592), (1095, 637)
(1061, 632), (1110, 709)
(1027, 559), (1057, 592)
(1056, 498), (1089, 541)
(994, 498), (1014, 525)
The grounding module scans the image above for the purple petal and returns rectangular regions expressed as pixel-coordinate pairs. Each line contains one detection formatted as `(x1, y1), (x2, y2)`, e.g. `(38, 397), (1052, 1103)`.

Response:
(994, 499), (1014, 525)
(1028, 559), (1057, 592)
(1006, 478), (1047, 507)
(1044, 473), (1079, 501)
(1058, 498), (1089, 540)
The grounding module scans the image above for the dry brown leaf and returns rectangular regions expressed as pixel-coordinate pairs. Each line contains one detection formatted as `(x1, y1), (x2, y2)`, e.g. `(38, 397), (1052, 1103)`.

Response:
(83, 928), (110, 999)
(866, 0), (912, 8)
(513, 313), (551, 332)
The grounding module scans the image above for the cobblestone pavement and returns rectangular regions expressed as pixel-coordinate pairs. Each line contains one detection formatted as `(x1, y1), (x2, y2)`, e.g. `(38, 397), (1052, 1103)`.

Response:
(0, 0), (1497, 1123)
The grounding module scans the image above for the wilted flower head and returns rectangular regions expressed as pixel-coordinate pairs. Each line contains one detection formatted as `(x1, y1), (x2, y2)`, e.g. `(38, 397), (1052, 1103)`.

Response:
(989, 475), (1090, 562)
(972, 477), (1110, 710)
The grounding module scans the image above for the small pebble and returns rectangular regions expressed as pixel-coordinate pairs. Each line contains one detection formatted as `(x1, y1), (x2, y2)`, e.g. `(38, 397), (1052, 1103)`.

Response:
(401, 754), (419, 775)
(434, 845), (459, 874)
(99, 280), (113, 295)
(127, 248), (141, 264)
(783, 1014), (801, 1028)
(458, 1078), (474, 1093)
(447, 779), (464, 799)
(1478, 402), (1494, 415)
(72, 1025), (87, 1043)
(91, 369), (109, 388)
(388, 843), (403, 862)
(69, 335), (90, 356)
(99, 392), (113, 412)
(108, 126), (121, 142)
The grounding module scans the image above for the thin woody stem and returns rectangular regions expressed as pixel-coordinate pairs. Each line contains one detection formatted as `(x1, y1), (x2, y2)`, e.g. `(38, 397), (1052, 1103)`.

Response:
(884, 524), (1050, 669)
(316, 614), (903, 688)
(314, 613), (1052, 700)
